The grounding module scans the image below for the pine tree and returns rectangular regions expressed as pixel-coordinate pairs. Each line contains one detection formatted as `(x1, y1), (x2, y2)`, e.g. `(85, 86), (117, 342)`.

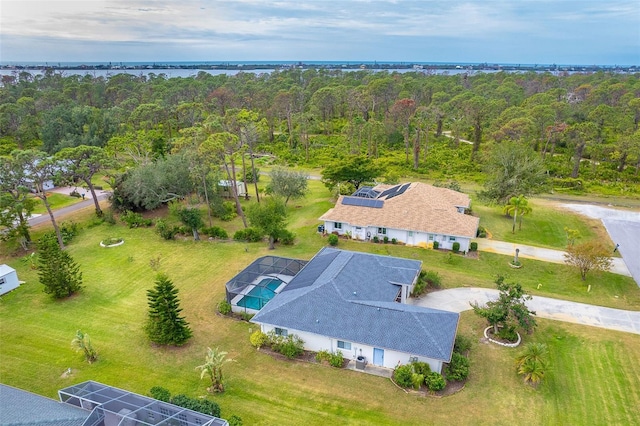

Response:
(37, 232), (83, 298)
(145, 273), (192, 346)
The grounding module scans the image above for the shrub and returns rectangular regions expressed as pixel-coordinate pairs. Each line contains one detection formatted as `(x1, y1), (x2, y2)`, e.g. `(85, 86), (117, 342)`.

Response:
(393, 364), (414, 388)
(240, 312), (253, 321)
(452, 242), (460, 253)
(411, 373), (425, 390)
(121, 210), (152, 228)
(60, 222), (79, 244)
(149, 386), (171, 402)
(476, 226), (487, 238)
(425, 372), (446, 391)
(276, 229), (295, 245)
(328, 234), (339, 246)
(383, 236), (389, 244)
(217, 300), (232, 315)
(170, 394), (221, 417)
(233, 227), (263, 242)
(102, 209), (116, 225)
(228, 415), (243, 426)
(391, 238), (397, 244)
(201, 226), (229, 239)
(424, 270), (442, 289)
(433, 241), (439, 249)
(445, 352), (470, 382)
(155, 219), (179, 240)
(411, 361), (431, 377)
(250, 330), (268, 349)
(372, 236), (380, 243)
(328, 350), (344, 368)
(278, 335), (304, 359)
(315, 350), (331, 363)
(470, 242), (478, 251)
(212, 200), (237, 221)
(454, 334), (472, 354)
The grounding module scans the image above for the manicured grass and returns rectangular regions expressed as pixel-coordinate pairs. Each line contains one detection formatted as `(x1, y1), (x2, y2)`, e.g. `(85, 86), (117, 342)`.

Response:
(472, 198), (608, 249)
(31, 193), (83, 214)
(1, 179), (639, 424)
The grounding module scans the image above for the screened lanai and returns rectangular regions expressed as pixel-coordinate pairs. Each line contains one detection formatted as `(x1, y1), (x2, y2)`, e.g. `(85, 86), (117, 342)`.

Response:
(226, 256), (307, 314)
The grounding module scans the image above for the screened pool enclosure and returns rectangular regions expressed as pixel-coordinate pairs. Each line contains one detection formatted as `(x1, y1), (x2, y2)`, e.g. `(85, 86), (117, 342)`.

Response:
(225, 256), (307, 314)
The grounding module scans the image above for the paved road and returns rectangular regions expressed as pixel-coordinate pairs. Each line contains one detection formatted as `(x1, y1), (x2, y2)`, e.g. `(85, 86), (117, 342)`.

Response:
(475, 239), (632, 277)
(562, 204), (640, 287)
(409, 287), (640, 335)
(27, 186), (110, 227)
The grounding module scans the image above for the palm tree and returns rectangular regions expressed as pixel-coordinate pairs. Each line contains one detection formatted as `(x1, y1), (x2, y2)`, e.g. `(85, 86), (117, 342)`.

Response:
(503, 195), (532, 233)
(515, 342), (549, 387)
(71, 330), (97, 364)
(195, 347), (235, 393)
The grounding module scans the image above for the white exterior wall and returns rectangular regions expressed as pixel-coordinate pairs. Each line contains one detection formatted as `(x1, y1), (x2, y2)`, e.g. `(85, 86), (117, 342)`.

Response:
(323, 221), (471, 252)
(0, 265), (20, 296)
(258, 323), (445, 373)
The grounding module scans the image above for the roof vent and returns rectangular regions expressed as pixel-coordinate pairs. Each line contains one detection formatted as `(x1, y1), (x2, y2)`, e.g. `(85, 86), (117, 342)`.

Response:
(353, 291), (357, 296)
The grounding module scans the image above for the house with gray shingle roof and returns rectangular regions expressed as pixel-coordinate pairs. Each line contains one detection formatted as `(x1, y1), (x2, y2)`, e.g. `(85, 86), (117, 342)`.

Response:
(0, 383), (87, 426)
(251, 248), (459, 373)
(319, 182), (479, 252)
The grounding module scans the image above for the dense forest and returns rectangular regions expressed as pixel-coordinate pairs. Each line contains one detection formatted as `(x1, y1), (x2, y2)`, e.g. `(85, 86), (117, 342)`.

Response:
(1, 68), (640, 204)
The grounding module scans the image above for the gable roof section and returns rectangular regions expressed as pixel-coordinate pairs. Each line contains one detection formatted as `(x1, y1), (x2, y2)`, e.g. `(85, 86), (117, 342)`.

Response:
(319, 182), (479, 238)
(1, 264), (16, 277)
(0, 384), (87, 426)
(252, 248), (459, 362)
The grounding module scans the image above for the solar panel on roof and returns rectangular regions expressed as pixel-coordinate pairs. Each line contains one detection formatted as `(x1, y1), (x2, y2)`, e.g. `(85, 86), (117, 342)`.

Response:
(341, 196), (383, 208)
(378, 184), (401, 199)
(386, 183), (411, 199)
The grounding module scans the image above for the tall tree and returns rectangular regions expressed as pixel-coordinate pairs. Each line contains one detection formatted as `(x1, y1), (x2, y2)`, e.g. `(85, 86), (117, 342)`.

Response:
(37, 232), (83, 298)
(565, 122), (598, 179)
(177, 206), (204, 241)
(503, 195), (533, 233)
(481, 142), (547, 203)
(321, 155), (382, 191)
(266, 168), (309, 206)
(247, 196), (288, 250)
(388, 98), (416, 165)
(145, 273), (192, 346)
(18, 149), (65, 249)
(55, 145), (111, 216)
(0, 153), (37, 246)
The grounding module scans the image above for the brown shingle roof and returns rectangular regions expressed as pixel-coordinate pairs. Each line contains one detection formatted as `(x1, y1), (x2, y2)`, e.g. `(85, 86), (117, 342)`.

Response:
(319, 182), (479, 238)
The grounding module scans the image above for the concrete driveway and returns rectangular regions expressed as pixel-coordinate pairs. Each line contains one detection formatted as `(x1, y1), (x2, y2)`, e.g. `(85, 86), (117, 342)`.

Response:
(409, 287), (640, 335)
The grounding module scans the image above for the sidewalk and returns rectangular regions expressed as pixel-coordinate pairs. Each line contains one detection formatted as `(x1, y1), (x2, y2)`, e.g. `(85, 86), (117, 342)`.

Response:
(409, 287), (640, 335)
(475, 239), (632, 277)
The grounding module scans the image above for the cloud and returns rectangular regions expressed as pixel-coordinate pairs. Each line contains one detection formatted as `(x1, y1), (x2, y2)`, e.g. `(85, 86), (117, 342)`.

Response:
(0, 0), (638, 64)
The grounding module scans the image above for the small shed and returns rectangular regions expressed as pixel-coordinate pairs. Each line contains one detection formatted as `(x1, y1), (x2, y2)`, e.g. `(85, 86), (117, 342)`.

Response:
(219, 180), (247, 197)
(0, 264), (19, 296)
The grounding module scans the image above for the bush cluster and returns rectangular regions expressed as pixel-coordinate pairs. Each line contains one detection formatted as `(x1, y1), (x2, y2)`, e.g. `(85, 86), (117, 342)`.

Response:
(155, 219), (180, 240)
(121, 210), (153, 228)
(328, 234), (339, 246)
(148, 387), (221, 417)
(276, 229), (295, 245)
(314, 349), (344, 367)
(233, 227), (263, 242)
(250, 330), (268, 349)
(425, 372), (446, 391)
(264, 331), (305, 359)
(217, 300), (232, 315)
(202, 226), (229, 239)
(60, 221), (79, 244)
(394, 361), (445, 391)
(412, 270), (442, 296)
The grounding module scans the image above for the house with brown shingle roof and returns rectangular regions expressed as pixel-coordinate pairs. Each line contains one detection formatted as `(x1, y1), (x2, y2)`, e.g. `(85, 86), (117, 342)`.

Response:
(319, 182), (479, 252)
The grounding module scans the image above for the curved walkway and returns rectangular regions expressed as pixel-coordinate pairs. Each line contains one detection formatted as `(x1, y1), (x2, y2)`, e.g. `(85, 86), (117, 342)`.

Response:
(408, 287), (640, 335)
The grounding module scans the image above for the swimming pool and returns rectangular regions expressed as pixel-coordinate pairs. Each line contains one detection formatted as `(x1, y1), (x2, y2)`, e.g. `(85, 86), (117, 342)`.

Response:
(236, 278), (283, 311)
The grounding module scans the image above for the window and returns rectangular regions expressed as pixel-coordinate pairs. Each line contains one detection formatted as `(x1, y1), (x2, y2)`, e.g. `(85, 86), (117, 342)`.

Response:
(449, 236), (456, 242)
(275, 327), (288, 337)
(0, 277), (5, 286)
(377, 227), (386, 235)
(337, 340), (351, 350)
(334, 222), (342, 230)
(408, 231), (413, 237)
(428, 234), (434, 241)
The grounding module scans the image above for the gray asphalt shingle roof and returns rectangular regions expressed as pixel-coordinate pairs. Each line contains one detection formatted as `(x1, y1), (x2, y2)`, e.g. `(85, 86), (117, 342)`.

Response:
(0, 384), (87, 426)
(252, 248), (459, 362)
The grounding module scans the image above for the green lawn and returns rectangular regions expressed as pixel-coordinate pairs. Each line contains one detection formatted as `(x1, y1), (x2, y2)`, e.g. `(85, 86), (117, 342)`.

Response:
(1, 179), (639, 424)
(31, 193), (83, 214)
(472, 198), (608, 249)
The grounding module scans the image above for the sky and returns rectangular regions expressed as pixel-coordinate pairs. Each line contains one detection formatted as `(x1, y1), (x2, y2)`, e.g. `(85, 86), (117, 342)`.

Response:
(0, 0), (639, 65)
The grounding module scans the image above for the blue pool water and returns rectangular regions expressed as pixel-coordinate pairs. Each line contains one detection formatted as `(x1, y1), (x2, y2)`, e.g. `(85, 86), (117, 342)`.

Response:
(236, 278), (283, 310)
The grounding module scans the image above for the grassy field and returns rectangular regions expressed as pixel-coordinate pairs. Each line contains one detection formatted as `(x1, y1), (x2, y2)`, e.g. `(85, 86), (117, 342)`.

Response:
(31, 192), (84, 214)
(1, 179), (639, 424)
